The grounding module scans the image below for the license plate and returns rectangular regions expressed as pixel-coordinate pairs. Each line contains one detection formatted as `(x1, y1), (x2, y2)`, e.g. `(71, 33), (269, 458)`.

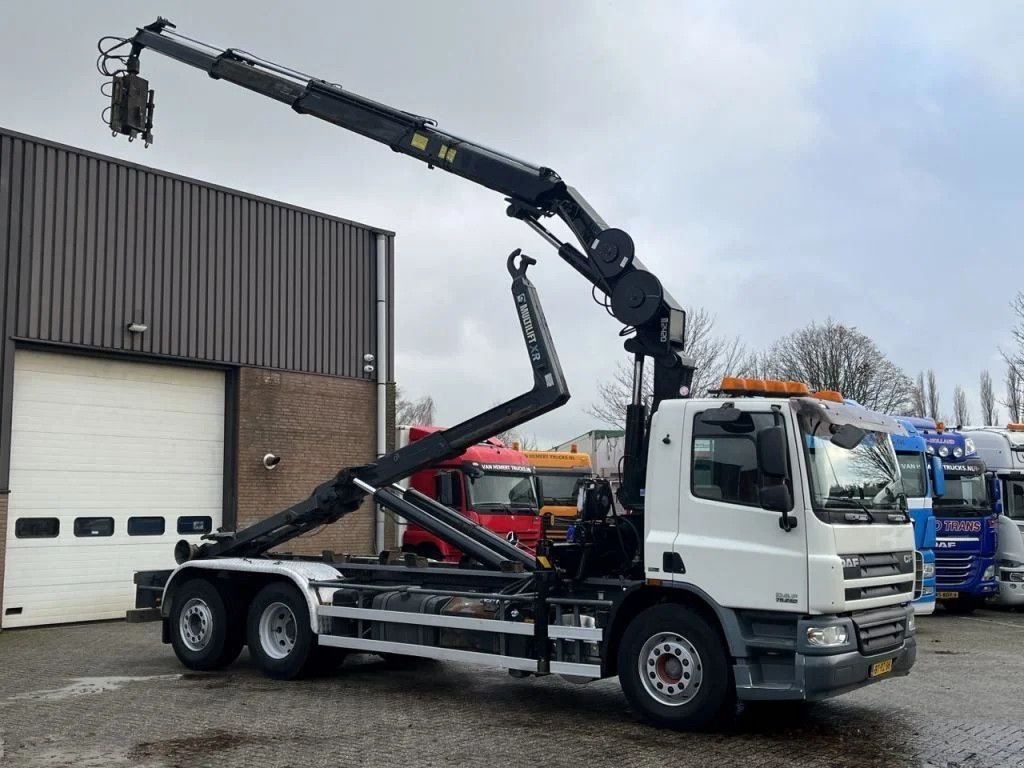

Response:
(936, 591), (960, 600)
(870, 658), (894, 678)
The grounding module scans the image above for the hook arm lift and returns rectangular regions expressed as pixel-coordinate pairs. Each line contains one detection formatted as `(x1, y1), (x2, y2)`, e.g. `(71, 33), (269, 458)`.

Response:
(103, 18), (695, 563)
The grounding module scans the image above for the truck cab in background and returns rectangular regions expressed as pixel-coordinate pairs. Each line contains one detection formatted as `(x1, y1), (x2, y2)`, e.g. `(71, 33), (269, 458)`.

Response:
(894, 418), (941, 615)
(397, 426), (542, 563)
(961, 424), (1024, 606)
(518, 445), (594, 540)
(916, 420), (998, 613)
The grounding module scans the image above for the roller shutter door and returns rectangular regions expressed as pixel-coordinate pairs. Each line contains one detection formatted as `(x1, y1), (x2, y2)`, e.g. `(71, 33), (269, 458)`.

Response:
(2, 349), (224, 627)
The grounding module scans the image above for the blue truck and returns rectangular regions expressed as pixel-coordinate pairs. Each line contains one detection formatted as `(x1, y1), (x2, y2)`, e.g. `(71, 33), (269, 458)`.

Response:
(893, 418), (941, 615)
(912, 418), (998, 613)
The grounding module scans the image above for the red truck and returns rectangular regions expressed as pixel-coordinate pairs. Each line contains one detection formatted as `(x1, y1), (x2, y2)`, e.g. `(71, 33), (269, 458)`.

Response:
(397, 425), (542, 562)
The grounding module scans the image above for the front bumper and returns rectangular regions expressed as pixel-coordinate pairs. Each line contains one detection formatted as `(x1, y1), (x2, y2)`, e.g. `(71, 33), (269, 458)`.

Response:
(801, 638), (916, 700)
(734, 605), (916, 701)
(996, 574), (1024, 606)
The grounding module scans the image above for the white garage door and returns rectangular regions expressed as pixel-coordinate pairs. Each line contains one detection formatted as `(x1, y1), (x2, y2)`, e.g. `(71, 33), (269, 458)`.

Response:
(3, 350), (225, 628)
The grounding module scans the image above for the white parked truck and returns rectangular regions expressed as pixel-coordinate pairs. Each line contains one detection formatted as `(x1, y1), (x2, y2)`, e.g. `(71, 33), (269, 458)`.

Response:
(961, 425), (1024, 606)
(107, 19), (917, 730)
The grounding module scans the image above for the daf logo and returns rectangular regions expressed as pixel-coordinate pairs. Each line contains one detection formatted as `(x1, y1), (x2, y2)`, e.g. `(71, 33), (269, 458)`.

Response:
(842, 557), (860, 569)
(506, 531), (518, 545)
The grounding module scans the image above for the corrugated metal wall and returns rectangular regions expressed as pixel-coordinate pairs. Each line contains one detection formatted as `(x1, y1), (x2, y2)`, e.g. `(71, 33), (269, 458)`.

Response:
(0, 127), (395, 488)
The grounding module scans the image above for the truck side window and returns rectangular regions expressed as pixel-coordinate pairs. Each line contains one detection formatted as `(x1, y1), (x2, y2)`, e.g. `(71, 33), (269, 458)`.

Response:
(692, 411), (788, 506)
(436, 471), (464, 509)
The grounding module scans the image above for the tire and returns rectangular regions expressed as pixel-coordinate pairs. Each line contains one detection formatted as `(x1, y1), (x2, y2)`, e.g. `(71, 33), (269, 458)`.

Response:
(618, 604), (734, 730)
(168, 577), (240, 671)
(246, 581), (321, 679)
(942, 596), (978, 615)
(416, 544), (444, 562)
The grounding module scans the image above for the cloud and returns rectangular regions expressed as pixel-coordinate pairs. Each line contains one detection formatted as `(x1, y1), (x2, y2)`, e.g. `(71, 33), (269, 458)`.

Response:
(1, 1), (1022, 445)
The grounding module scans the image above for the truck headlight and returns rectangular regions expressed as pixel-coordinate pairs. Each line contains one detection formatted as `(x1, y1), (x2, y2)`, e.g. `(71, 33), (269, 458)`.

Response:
(983, 565), (996, 581)
(806, 625), (849, 647)
(952, 447), (964, 458)
(923, 585), (935, 596)
(939, 446), (950, 457)
(965, 437), (976, 454)
(907, 613), (916, 634)
(1010, 572), (1024, 583)
(922, 562), (935, 578)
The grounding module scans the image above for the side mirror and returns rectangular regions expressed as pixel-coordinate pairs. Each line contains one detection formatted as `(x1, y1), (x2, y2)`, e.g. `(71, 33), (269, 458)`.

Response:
(930, 455), (945, 498)
(760, 484), (796, 528)
(757, 426), (789, 480)
(436, 471), (456, 508)
(830, 423), (867, 450)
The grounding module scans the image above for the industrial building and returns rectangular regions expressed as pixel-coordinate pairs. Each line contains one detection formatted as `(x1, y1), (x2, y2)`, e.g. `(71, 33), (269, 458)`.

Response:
(0, 127), (395, 628)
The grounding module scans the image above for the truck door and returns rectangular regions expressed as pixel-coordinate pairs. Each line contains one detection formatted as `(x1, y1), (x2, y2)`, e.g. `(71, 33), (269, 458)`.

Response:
(674, 402), (809, 612)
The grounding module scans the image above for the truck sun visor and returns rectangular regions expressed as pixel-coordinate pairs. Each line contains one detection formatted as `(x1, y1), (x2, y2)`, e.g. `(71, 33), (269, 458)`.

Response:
(790, 397), (908, 437)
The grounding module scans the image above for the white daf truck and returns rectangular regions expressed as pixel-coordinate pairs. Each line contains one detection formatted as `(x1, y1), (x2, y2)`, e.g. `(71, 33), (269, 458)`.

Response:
(105, 18), (917, 730)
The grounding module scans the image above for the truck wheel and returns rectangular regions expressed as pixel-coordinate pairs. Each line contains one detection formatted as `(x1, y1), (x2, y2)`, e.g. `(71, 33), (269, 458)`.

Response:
(169, 578), (240, 671)
(247, 581), (321, 679)
(618, 604), (734, 730)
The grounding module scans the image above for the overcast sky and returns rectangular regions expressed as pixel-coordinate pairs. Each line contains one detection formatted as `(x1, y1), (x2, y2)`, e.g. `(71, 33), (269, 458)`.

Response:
(3, 2), (1022, 446)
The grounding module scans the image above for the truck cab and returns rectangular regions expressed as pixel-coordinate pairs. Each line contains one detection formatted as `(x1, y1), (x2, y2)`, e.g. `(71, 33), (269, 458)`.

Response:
(519, 445), (594, 540)
(398, 426), (542, 563)
(962, 424), (1024, 606)
(918, 422), (998, 613)
(893, 418), (941, 615)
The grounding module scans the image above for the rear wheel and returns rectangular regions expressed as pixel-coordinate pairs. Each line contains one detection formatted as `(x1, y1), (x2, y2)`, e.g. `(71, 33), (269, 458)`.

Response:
(168, 578), (243, 671)
(247, 581), (337, 679)
(618, 604), (734, 730)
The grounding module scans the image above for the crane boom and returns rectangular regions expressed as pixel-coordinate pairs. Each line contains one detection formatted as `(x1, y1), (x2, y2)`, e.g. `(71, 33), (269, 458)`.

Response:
(101, 17), (696, 516)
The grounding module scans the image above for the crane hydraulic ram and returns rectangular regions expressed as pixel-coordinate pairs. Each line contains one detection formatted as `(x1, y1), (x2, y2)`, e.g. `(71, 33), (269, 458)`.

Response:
(98, 18), (695, 555)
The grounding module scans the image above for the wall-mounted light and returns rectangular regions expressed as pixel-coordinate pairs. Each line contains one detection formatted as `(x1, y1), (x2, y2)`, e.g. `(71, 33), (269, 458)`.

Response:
(263, 453), (281, 471)
(363, 352), (375, 374)
(127, 322), (148, 333)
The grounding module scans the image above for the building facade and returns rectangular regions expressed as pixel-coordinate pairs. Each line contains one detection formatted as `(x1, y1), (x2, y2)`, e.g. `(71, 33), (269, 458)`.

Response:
(0, 128), (395, 628)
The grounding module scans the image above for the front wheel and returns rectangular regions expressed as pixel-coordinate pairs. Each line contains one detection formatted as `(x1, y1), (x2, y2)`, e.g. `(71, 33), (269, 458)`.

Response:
(618, 604), (734, 730)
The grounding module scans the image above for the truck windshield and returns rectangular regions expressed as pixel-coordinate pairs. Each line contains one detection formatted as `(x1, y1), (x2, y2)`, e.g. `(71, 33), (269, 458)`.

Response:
(895, 451), (928, 499)
(934, 473), (990, 516)
(536, 470), (590, 506)
(468, 472), (538, 514)
(801, 419), (902, 521)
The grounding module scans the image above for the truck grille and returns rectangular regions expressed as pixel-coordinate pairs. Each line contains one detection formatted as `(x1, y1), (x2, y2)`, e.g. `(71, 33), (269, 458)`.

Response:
(935, 554), (974, 587)
(851, 607), (908, 656)
(840, 551), (914, 602)
(841, 551), (915, 580)
(914, 551), (923, 600)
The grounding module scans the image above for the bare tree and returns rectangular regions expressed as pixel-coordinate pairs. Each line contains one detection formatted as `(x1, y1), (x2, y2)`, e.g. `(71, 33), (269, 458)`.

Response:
(760, 319), (916, 413)
(395, 385), (436, 425)
(495, 428), (537, 450)
(952, 385), (970, 427)
(1006, 364), (1024, 422)
(910, 371), (927, 417)
(1002, 293), (1024, 422)
(587, 306), (749, 427)
(926, 369), (941, 421)
(979, 370), (998, 425)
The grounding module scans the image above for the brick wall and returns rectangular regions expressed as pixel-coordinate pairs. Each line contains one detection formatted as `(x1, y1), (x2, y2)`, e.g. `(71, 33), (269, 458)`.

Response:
(236, 368), (383, 557)
(0, 492), (7, 627)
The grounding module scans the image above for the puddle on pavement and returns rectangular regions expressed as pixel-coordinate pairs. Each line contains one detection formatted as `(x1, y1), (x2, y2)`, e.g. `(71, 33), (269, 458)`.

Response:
(6, 675), (181, 702)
